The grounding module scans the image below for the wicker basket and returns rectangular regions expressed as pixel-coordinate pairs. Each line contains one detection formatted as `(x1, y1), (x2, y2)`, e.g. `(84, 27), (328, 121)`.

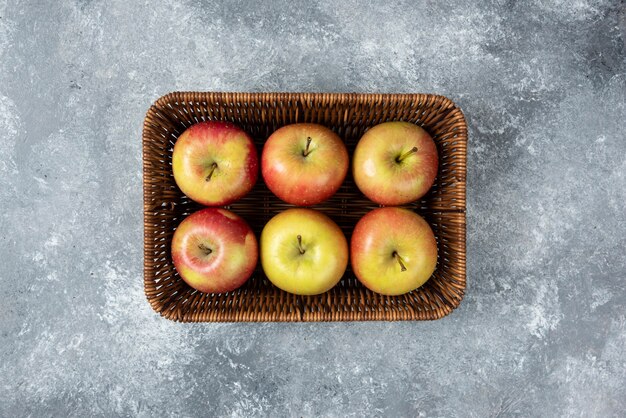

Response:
(143, 92), (467, 322)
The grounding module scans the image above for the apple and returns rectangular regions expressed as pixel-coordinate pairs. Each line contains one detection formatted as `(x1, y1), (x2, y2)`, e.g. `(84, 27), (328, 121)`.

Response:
(171, 208), (258, 293)
(261, 123), (349, 206)
(172, 121), (258, 206)
(352, 121), (438, 205)
(260, 208), (348, 295)
(350, 207), (437, 296)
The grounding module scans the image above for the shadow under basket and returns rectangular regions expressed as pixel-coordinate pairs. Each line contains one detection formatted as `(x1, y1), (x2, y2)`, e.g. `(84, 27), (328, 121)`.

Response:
(143, 92), (467, 322)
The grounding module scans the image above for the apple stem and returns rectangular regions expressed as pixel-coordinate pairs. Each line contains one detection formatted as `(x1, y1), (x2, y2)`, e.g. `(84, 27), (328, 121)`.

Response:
(302, 137), (312, 157)
(198, 243), (213, 256)
(296, 235), (306, 255)
(396, 147), (418, 163)
(392, 251), (407, 272)
(205, 162), (218, 181)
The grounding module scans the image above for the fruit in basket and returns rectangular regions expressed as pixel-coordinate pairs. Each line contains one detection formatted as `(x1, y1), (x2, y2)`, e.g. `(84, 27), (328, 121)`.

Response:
(260, 208), (348, 295)
(351, 207), (437, 296)
(171, 208), (258, 293)
(261, 123), (348, 206)
(352, 121), (438, 205)
(172, 121), (258, 206)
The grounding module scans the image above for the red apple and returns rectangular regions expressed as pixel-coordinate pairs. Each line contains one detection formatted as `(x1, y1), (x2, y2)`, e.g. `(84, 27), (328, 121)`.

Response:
(353, 121), (438, 205)
(172, 121), (258, 206)
(260, 208), (348, 295)
(351, 207), (437, 296)
(171, 208), (258, 293)
(261, 123), (348, 206)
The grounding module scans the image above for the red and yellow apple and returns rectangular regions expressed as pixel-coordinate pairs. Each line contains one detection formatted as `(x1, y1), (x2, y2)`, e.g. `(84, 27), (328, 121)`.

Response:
(351, 207), (437, 296)
(260, 208), (348, 295)
(261, 123), (348, 206)
(171, 208), (258, 293)
(353, 121), (438, 205)
(173, 121), (258, 206)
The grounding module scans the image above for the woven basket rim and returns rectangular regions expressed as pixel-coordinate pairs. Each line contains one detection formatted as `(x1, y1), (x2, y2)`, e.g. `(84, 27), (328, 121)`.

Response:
(147, 91), (464, 116)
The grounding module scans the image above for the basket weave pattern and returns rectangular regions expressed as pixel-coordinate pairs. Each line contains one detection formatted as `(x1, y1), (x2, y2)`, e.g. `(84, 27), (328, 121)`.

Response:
(143, 92), (467, 321)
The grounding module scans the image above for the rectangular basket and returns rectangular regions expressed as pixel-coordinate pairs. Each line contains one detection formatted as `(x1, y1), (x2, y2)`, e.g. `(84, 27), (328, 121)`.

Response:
(143, 92), (467, 322)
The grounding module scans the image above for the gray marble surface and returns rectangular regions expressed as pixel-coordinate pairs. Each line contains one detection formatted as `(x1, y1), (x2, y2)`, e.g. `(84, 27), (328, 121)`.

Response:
(1, 0), (625, 416)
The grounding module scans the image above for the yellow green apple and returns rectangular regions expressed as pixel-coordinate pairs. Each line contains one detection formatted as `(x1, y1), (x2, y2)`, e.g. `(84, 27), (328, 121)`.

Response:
(172, 121), (258, 206)
(261, 123), (348, 206)
(351, 207), (437, 295)
(171, 208), (258, 293)
(260, 208), (348, 295)
(353, 121), (438, 205)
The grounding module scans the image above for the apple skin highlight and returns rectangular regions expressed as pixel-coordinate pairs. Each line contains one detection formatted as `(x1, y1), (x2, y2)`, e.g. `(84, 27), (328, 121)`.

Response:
(172, 208), (258, 294)
(261, 123), (348, 206)
(351, 207), (438, 296)
(173, 121), (258, 206)
(353, 121), (438, 206)
(260, 208), (348, 295)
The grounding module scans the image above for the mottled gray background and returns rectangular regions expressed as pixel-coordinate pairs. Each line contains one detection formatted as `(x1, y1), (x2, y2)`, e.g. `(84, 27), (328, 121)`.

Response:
(1, 0), (625, 416)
